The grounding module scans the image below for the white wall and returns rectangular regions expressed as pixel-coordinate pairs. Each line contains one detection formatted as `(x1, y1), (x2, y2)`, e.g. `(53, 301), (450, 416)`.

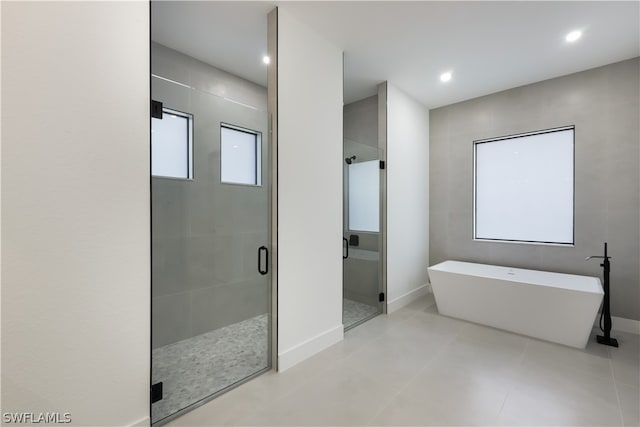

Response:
(386, 84), (430, 311)
(1, 3), (150, 426)
(276, 7), (344, 370)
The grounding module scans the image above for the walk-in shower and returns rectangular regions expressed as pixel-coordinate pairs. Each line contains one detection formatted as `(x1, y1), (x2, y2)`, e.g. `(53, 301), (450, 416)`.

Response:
(150, 2), (274, 424)
(342, 93), (385, 330)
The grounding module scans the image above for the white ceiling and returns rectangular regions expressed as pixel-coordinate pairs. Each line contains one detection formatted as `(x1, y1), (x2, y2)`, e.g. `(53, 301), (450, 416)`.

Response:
(151, 1), (273, 85)
(152, 1), (640, 109)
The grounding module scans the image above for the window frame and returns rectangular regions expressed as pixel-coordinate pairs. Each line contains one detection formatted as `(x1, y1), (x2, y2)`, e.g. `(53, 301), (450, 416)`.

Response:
(151, 107), (194, 181)
(219, 122), (262, 187)
(472, 125), (575, 247)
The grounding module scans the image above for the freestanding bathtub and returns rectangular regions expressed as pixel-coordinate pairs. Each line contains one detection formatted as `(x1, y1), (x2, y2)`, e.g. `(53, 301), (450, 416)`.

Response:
(428, 261), (603, 348)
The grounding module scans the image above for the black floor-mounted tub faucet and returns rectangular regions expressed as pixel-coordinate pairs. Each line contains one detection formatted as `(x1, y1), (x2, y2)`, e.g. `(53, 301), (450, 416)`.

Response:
(586, 242), (618, 347)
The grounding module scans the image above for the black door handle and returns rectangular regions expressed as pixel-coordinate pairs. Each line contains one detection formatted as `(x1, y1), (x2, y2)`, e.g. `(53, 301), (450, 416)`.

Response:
(343, 238), (349, 259)
(258, 246), (269, 275)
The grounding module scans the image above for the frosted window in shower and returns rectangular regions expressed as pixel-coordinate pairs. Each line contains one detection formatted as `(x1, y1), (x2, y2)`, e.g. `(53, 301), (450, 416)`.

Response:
(474, 126), (574, 245)
(221, 125), (261, 186)
(152, 108), (193, 179)
(348, 160), (379, 232)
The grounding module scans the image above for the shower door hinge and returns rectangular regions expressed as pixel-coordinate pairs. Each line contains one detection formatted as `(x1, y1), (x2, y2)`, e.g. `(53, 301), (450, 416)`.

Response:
(151, 100), (163, 119)
(379, 160), (385, 169)
(151, 382), (163, 404)
(379, 292), (385, 302)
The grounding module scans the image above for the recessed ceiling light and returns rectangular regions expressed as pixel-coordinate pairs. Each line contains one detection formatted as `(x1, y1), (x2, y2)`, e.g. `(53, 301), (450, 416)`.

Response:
(565, 30), (582, 43)
(262, 55), (270, 65)
(440, 72), (452, 83)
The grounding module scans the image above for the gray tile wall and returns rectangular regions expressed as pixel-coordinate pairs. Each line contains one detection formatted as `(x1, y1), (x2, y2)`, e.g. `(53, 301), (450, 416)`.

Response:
(152, 43), (270, 348)
(344, 258), (379, 305)
(430, 58), (640, 321)
(152, 42), (267, 111)
(344, 95), (378, 149)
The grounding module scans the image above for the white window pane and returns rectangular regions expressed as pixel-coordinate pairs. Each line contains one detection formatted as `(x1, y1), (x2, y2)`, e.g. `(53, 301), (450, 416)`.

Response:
(152, 111), (191, 179)
(221, 126), (259, 185)
(349, 160), (380, 232)
(475, 127), (574, 244)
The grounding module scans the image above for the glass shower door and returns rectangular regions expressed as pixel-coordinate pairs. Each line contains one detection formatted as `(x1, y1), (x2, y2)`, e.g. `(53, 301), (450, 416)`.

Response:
(343, 138), (383, 330)
(150, 72), (271, 423)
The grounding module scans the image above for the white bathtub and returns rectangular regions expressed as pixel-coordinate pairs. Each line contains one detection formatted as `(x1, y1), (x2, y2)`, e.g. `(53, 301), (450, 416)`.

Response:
(428, 261), (603, 348)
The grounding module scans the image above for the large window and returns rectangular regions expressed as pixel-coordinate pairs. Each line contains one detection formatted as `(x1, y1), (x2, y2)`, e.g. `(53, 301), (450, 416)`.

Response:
(151, 108), (193, 179)
(220, 124), (261, 186)
(473, 126), (574, 245)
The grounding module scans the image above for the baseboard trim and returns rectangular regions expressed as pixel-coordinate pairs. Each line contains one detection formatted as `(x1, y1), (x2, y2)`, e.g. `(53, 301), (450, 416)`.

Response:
(130, 416), (150, 427)
(594, 315), (640, 335)
(387, 283), (430, 314)
(277, 324), (344, 371)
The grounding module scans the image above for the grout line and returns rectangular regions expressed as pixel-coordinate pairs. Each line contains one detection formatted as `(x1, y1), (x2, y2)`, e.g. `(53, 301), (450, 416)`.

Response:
(259, 321), (377, 406)
(340, 305), (427, 370)
(364, 344), (450, 425)
(228, 348), (340, 425)
(494, 338), (530, 424)
(364, 314), (464, 425)
(235, 297), (442, 426)
(247, 311), (424, 425)
(608, 355), (626, 426)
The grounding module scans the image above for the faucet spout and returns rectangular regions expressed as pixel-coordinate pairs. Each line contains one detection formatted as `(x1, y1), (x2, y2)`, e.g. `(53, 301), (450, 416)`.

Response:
(585, 255), (611, 261)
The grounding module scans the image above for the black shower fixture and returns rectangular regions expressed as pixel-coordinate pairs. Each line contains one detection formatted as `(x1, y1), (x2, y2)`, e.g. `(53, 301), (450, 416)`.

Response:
(586, 242), (619, 347)
(345, 155), (356, 164)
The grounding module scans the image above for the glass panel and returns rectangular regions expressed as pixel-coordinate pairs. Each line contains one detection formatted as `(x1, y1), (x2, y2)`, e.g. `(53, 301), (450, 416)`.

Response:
(151, 109), (192, 179)
(343, 137), (383, 330)
(221, 126), (260, 185)
(150, 30), (270, 424)
(348, 160), (379, 232)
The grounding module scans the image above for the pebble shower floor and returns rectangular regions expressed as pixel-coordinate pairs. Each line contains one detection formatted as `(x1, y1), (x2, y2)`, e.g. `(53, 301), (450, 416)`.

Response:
(151, 298), (380, 422)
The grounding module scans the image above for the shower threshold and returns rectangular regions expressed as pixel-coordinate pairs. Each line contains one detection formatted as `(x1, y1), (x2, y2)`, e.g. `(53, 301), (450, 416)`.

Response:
(343, 298), (380, 331)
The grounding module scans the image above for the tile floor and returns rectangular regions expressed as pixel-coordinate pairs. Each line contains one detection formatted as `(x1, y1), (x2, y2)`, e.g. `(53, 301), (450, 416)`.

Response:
(152, 314), (269, 423)
(167, 294), (640, 426)
(154, 297), (379, 422)
(343, 298), (380, 330)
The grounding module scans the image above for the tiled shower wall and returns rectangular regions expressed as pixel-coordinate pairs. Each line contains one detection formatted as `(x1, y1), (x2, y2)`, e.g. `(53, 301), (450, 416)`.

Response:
(151, 43), (269, 348)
